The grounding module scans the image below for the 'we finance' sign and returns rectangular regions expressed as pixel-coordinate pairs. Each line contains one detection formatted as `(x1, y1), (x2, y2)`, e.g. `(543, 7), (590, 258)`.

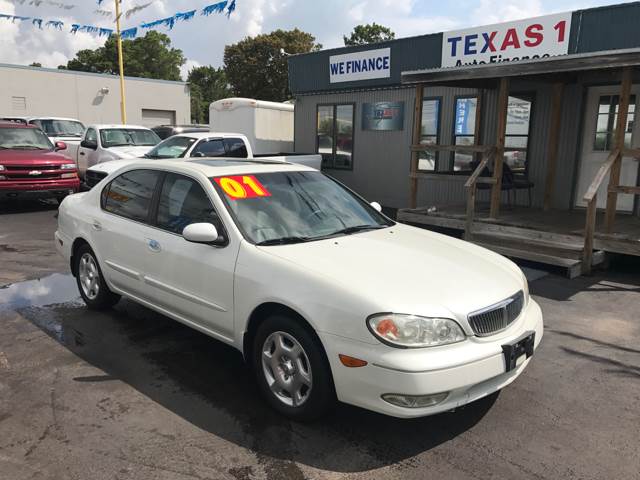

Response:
(441, 12), (572, 68)
(329, 48), (391, 83)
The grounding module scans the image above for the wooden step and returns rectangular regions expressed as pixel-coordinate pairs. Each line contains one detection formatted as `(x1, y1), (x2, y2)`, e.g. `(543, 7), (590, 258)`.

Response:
(471, 234), (607, 279)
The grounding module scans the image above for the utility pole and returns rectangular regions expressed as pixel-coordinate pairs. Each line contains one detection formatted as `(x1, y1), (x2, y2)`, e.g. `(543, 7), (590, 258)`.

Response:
(114, 0), (127, 124)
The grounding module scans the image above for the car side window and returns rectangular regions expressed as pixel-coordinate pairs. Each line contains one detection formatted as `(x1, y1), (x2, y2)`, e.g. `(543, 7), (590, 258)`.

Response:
(85, 128), (97, 144)
(102, 169), (161, 223)
(190, 139), (225, 157)
(156, 173), (224, 236)
(223, 138), (248, 158)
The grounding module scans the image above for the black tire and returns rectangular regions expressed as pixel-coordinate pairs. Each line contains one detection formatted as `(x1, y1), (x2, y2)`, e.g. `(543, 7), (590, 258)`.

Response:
(56, 194), (67, 205)
(253, 313), (335, 421)
(74, 244), (120, 310)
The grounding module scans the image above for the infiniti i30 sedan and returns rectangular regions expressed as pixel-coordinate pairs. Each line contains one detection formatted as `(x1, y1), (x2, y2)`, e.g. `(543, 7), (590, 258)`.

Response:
(55, 159), (543, 420)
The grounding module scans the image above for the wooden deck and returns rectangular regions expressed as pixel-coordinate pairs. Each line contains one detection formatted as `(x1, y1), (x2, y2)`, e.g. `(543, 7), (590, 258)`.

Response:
(398, 203), (640, 276)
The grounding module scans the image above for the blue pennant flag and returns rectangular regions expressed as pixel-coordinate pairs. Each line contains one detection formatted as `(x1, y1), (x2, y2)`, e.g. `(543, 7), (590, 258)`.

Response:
(32, 18), (43, 29)
(202, 1), (227, 16)
(227, 0), (236, 17)
(98, 27), (113, 37)
(121, 27), (137, 39)
(175, 10), (196, 23)
(70, 23), (79, 34)
(46, 20), (64, 29)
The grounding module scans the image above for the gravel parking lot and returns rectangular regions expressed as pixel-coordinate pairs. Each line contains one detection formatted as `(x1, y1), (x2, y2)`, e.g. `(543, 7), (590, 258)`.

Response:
(1, 199), (639, 480)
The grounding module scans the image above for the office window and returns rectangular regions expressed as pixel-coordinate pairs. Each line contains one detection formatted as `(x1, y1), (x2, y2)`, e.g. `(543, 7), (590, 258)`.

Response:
(505, 95), (533, 175)
(418, 98), (440, 171)
(316, 104), (354, 169)
(594, 95), (635, 152)
(452, 97), (478, 172)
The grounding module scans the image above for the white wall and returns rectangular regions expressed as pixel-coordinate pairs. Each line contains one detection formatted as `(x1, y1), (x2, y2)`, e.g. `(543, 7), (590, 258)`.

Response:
(0, 63), (190, 126)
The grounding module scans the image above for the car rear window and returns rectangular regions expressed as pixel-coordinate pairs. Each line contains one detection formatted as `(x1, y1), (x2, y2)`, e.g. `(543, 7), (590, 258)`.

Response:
(103, 169), (161, 222)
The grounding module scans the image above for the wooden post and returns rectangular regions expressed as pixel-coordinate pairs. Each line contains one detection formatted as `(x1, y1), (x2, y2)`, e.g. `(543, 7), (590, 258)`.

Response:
(582, 196), (597, 274)
(490, 77), (510, 218)
(473, 89), (484, 163)
(605, 67), (633, 232)
(409, 84), (424, 209)
(543, 82), (564, 211)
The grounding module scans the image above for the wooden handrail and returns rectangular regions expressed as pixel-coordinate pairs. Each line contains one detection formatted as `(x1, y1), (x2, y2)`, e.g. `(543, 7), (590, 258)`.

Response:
(463, 149), (495, 240)
(464, 150), (495, 188)
(583, 149), (620, 202)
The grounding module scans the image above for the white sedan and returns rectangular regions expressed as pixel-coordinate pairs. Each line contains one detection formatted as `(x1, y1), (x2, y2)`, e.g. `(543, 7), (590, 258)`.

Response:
(55, 159), (543, 420)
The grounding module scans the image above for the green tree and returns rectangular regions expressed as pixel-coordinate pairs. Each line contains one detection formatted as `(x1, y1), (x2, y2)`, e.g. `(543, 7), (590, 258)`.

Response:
(29, 62), (42, 67)
(224, 29), (321, 101)
(187, 66), (232, 123)
(62, 31), (185, 81)
(343, 23), (395, 46)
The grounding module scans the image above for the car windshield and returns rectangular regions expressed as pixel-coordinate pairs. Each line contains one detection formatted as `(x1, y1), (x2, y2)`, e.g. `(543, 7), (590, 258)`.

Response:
(31, 119), (84, 137)
(212, 170), (393, 245)
(145, 136), (197, 158)
(0, 127), (54, 150)
(100, 128), (161, 148)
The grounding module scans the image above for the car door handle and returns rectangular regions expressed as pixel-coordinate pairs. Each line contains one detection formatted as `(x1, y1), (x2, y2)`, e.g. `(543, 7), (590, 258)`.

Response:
(80, 152), (85, 155)
(92, 220), (102, 231)
(147, 239), (161, 252)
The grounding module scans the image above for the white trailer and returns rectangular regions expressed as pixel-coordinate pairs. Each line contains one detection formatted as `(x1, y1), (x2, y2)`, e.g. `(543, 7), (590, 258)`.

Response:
(209, 98), (294, 154)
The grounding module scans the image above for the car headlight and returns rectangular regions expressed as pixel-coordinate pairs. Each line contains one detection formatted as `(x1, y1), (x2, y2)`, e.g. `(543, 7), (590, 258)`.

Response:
(367, 313), (466, 348)
(60, 163), (76, 170)
(0, 165), (4, 171)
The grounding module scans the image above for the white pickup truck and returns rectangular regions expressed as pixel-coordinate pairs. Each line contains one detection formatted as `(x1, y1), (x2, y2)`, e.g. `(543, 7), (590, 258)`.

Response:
(73, 124), (161, 179)
(84, 132), (322, 187)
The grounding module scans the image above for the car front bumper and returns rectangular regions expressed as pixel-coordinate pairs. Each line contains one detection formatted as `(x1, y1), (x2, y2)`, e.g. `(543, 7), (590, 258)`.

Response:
(0, 178), (80, 198)
(321, 298), (543, 418)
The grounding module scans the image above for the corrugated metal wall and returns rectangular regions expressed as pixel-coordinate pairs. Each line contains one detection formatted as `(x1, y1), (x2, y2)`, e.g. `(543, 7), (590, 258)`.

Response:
(295, 81), (585, 210)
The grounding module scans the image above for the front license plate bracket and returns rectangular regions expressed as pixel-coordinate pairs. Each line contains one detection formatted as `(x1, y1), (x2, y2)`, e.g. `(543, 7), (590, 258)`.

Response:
(502, 331), (535, 372)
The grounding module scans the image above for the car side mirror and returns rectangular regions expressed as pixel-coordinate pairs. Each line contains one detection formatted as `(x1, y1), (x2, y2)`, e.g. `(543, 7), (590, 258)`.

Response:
(81, 139), (97, 149)
(183, 223), (222, 244)
(54, 141), (67, 151)
(370, 201), (382, 213)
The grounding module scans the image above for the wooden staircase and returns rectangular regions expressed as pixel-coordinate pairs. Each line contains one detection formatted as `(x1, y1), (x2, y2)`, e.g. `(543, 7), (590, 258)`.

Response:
(469, 230), (607, 279)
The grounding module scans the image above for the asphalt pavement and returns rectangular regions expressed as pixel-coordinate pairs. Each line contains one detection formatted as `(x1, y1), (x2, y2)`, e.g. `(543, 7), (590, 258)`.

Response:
(1, 199), (639, 480)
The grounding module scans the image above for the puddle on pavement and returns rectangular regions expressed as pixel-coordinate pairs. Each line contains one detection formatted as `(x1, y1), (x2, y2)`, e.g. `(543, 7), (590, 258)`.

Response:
(0, 273), (81, 311)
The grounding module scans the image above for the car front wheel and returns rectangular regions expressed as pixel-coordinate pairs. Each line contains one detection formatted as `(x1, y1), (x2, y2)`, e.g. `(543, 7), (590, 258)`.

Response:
(74, 244), (120, 310)
(253, 314), (335, 421)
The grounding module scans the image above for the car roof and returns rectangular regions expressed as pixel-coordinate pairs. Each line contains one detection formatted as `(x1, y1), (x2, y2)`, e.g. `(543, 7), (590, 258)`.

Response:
(0, 122), (36, 129)
(166, 132), (245, 140)
(90, 124), (151, 130)
(121, 158), (314, 177)
(26, 117), (82, 122)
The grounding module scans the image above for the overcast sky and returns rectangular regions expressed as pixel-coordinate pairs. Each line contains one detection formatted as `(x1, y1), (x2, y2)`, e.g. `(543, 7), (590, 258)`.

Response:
(0, 0), (626, 79)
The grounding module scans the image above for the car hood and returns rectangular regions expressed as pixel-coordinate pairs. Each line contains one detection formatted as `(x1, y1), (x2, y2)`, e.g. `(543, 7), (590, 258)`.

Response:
(0, 149), (74, 166)
(108, 145), (154, 158)
(259, 223), (525, 319)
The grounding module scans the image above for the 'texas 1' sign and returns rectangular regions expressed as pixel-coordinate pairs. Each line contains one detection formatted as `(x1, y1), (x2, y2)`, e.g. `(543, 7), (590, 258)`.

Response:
(441, 12), (572, 68)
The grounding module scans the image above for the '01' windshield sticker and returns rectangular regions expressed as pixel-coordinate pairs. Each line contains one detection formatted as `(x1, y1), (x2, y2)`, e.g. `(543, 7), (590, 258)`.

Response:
(213, 175), (271, 199)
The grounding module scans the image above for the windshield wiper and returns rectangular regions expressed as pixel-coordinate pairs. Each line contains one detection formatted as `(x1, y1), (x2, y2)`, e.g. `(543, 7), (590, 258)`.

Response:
(256, 236), (310, 246)
(329, 225), (386, 236)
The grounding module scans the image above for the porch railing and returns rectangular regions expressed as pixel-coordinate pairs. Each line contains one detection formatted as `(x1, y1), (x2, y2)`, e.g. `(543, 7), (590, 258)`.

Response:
(464, 148), (497, 240)
(582, 147), (640, 273)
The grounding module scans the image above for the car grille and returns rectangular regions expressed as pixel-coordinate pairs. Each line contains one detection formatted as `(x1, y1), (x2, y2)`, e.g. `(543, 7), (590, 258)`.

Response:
(3, 165), (64, 179)
(468, 290), (525, 336)
(86, 170), (108, 188)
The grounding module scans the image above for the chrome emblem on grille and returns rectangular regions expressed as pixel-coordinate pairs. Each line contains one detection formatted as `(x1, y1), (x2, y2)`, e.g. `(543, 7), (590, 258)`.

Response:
(28, 170), (42, 176)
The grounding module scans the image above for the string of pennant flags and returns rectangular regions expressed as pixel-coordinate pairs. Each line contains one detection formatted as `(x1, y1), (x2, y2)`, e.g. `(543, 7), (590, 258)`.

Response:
(0, 0), (235, 39)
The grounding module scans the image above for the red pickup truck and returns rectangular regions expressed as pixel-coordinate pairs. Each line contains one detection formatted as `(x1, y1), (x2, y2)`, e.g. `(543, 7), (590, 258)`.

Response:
(0, 122), (80, 203)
